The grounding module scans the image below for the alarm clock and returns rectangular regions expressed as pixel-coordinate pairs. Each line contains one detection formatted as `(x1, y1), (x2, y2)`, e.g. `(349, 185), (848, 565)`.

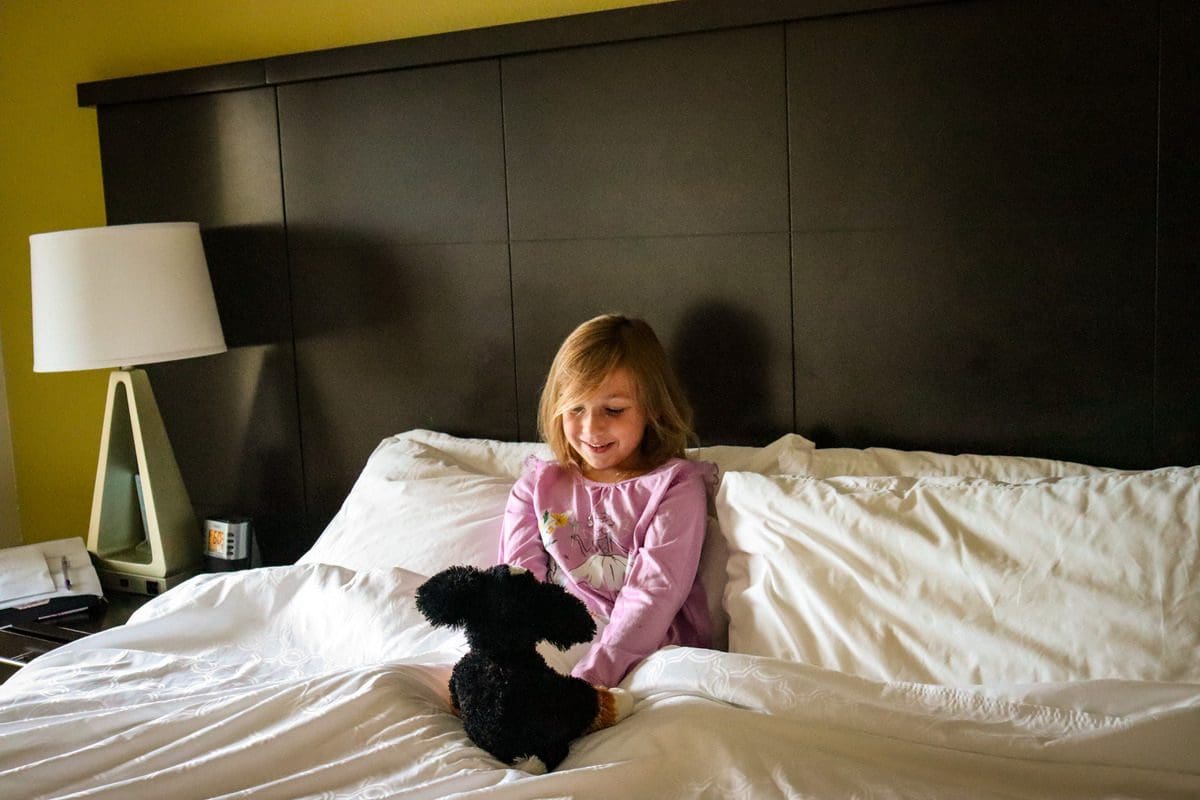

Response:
(204, 518), (253, 571)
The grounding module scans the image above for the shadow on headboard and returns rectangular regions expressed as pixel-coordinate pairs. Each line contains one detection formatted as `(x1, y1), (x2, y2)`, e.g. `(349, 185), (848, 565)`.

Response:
(675, 300), (783, 445)
(80, 0), (1199, 564)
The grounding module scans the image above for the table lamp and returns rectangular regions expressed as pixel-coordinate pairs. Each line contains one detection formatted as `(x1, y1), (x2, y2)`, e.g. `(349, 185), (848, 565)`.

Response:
(30, 222), (227, 594)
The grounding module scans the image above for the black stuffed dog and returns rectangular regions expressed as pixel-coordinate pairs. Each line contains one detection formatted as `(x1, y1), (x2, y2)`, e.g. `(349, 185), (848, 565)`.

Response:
(415, 564), (631, 772)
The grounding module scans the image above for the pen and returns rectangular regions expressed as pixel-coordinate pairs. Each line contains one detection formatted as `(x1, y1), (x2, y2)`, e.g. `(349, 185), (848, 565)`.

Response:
(61, 556), (72, 590)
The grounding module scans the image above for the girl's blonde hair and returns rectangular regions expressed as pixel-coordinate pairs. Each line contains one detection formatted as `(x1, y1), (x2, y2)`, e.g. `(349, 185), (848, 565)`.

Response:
(538, 314), (695, 471)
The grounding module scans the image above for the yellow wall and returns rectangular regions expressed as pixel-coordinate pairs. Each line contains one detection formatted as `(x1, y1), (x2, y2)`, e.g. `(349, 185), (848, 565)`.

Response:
(0, 0), (671, 545)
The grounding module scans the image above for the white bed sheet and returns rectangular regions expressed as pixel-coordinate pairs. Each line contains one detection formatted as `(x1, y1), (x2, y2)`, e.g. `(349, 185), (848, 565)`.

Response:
(2, 564), (1196, 799)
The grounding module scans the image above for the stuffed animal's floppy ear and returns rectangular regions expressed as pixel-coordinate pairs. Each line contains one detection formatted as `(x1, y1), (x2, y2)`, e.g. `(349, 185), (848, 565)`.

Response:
(415, 565), (486, 629)
(534, 579), (597, 650)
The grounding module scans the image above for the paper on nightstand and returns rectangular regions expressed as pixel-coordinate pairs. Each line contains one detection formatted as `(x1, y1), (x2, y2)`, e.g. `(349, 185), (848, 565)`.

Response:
(0, 538), (103, 623)
(0, 548), (55, 602)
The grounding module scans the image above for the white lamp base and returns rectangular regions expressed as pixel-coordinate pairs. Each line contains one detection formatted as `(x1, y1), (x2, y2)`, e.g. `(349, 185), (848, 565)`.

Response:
(97, 566), (201, 597)
(86, 368), (202, 582)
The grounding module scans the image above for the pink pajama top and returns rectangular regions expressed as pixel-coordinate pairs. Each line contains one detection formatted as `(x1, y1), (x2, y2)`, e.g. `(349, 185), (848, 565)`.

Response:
(498, 456), (716, 688)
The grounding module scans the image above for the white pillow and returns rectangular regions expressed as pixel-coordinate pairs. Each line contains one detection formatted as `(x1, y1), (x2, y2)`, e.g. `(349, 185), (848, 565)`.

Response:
(716, 468), (1200, 685)
(297, 434), (526, 577)
(301, 429), (813, 649)
(781, 444), (1110, 482)
(692, 433), (813, 475)
(688, 433), (815, 650)
(383, 428), (551, 479)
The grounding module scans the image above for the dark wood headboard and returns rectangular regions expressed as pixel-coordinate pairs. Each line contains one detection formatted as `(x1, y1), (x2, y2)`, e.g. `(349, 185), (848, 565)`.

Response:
(78, 0), (1199, 565)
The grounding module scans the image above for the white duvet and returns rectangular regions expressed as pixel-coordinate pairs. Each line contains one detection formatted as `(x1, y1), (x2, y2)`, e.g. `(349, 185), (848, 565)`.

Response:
(2, 565), (1197, 799)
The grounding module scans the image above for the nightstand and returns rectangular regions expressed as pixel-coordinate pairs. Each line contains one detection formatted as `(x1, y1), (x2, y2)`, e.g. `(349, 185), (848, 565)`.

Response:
(0, 591), (151, 683)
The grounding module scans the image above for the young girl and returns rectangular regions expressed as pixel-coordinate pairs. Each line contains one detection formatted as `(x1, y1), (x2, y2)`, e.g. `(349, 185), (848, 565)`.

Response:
(498, 314), (715, 689)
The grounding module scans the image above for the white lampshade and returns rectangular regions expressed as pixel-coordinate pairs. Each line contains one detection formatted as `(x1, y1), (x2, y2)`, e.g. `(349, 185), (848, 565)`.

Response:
(30, 222), (227, 373)
(28, 221), (227, 592)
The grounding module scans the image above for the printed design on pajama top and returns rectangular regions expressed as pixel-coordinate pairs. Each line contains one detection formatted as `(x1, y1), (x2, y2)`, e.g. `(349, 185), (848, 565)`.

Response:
(539, 509), (629, 592)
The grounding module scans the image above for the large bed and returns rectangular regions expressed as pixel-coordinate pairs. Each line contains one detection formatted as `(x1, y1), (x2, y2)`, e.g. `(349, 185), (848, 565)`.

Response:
(3, 428), (1198, 797)
(4, 0), (1199, 796)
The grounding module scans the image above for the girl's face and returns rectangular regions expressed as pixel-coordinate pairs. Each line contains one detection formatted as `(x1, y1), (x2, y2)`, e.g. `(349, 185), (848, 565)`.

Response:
(562, 367), (648, 482)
